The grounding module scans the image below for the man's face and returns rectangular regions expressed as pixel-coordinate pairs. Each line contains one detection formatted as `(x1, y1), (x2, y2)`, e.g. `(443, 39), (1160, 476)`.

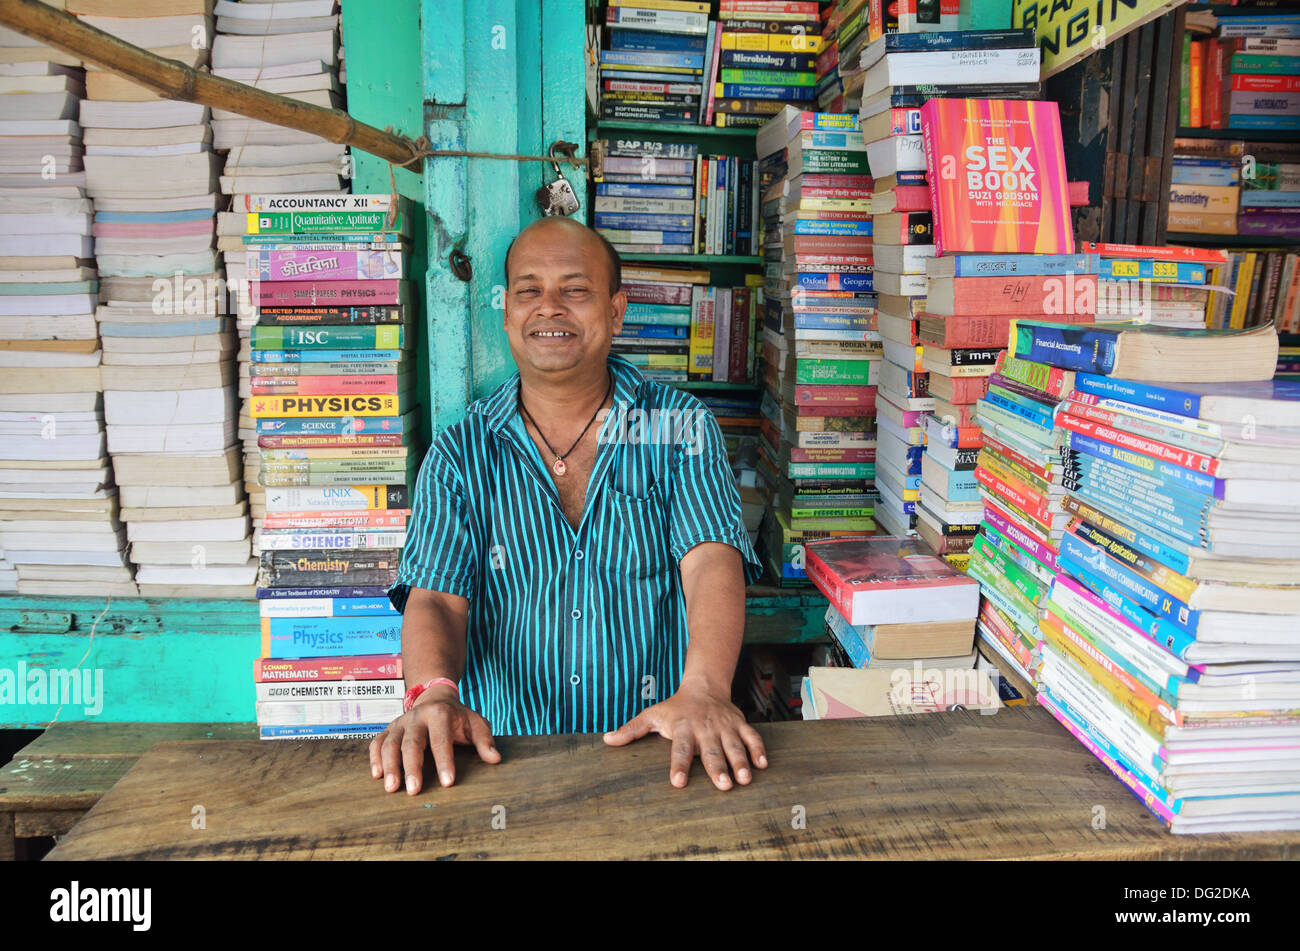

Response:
(504, 223), (626, 375)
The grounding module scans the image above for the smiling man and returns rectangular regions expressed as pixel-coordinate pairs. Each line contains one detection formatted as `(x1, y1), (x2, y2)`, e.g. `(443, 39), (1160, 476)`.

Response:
(369, 216), (767, 795)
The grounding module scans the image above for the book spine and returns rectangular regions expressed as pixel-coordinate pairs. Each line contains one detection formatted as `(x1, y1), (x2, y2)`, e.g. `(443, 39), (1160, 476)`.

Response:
(254, 305), (405, 325)
(264, 486), (409, 511)
(261, 616), (402, 659)
(247, 211), (406, 235)
(1011, 322), (1119, 374)
(250, 374), (402, 396)
(255, 585), (395, 600)
(254, 655), (403, 682)
(256, 680), (402, 702)
(1059, 533), (1198, 634)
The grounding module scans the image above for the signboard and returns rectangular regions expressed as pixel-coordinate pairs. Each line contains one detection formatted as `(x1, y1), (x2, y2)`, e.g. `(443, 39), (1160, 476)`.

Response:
(1012, 0), (1189, 78)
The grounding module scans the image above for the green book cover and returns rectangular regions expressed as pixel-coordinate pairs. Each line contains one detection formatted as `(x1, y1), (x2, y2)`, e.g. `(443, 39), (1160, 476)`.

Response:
(251, 325), (404, 349)
(0, 280), (98, 294)
(794, 357), (880, 385)
(1231, 53), (1300, 75)
(796, 150), (870, 174)
(718, 69), (817, 86)
(1179, 32), (1191, 127)
(247, 209), (410, 236)
(785, 462), (875, 479)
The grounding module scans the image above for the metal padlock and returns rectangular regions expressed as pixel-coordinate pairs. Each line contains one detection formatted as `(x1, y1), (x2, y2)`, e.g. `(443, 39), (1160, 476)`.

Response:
(536, 147), (581, 217)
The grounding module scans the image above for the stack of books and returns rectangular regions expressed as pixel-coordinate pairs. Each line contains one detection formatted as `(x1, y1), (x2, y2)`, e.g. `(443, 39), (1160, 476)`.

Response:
(213, 0), (347, 546)
(72, 1), (254, 597)
(991, 319), (1300, 833)
(711, 0), (825, 128)
(1219, 14), (1299, 133)
(756, 106), (878, 585)
(1241, 150), (1300, 242)
(824, 0), (869, 115)
(247, 195), (415, 740)
(1092, 243), (1222, 328)
(1280, 334), (1300, 380)
(597, 0), (710, 125)
(591, 135), (758, 256)
(860, 31), (1042, 539)
(0, 42), (131, 596)
(800, 534), (998, 719)
(1169, 150), (1240, 236)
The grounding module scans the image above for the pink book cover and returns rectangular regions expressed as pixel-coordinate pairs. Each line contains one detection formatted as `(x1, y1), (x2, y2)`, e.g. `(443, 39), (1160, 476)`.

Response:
(92, 220), (213, 238)
(248, 249), (404, 282)
(252, 279), (407, 306)
(804, 536), (977, 626)
(920, 98), (1073, 257)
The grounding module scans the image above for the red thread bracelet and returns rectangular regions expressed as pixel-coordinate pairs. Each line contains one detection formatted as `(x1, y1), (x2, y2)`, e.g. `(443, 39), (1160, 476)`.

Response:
(403, 677), (459, 713)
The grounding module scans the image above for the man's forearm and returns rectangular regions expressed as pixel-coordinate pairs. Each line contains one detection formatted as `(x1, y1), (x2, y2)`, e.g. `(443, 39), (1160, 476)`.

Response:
(400, 588), (471, 695)
(678, 542), (746, 696)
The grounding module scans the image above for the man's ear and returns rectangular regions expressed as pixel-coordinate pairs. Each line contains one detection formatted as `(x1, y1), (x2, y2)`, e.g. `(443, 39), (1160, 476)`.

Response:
(611, 289), (628, 337)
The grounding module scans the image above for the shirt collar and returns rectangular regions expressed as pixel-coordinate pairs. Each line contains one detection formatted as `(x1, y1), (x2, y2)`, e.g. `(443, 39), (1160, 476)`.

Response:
(475, 353), (650, 434)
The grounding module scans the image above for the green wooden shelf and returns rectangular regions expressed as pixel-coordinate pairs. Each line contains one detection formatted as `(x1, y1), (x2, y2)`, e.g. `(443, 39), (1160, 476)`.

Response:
(594, 119), (758, 138)
(620, 253), (763, 264)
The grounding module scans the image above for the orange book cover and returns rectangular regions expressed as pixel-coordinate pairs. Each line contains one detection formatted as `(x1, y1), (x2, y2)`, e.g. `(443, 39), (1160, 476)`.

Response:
(921, 98), (1074, 256)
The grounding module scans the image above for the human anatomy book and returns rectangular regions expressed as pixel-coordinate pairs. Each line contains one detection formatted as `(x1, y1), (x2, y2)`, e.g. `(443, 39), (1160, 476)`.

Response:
(920, 98), (1073, 256)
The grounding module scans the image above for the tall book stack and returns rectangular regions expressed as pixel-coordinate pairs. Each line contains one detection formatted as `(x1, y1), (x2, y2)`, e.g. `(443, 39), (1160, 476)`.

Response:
(1220, 13), (1300, 134)
(0, 30), (130, 596)
(826, 0), (869, 114)
(247, 194), (414, 740)
(989, 319), (1300, 833)
(858, 30), (1041, 540)
(212, 0), (347, 548)
(1241, 149), (1300, 243)
(72, 1), (255, 597)
(598, 0), (710, 126)
(712, 0), (824, 128)
(592, 135), (758, 256)
(755, 106), (877, 585)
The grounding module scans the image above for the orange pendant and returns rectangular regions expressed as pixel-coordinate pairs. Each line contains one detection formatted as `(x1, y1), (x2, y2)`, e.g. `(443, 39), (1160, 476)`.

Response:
(553, 458), (567, 476)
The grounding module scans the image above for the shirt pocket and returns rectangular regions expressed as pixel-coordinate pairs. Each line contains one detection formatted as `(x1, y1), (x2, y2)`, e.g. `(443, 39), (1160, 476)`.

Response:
(602, 482), (669, 579)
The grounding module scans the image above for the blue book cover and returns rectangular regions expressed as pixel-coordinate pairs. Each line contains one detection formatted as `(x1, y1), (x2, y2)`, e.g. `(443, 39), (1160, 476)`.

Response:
(1072, 481), (1208, 550)
(1011, 323), (1271, 378)
(100, 318), (224, 337)
(1066, 498), (1196, 576)
(95, 208), (213, 223)
(824, 608), (871, 668)
(594, 211), (693, 231)
(618, 323), (687, 339)
(720, 50), (817, 71)
(868, 28), (1036, 55)
(257, 585), (394, 600)
(249, 349), (404, 364)
(716, 83), (816, 101)
(790, 272), (875, 292)
(600, 50), (704, 70)
(791, 219), (872, 236)
(790, 313), (876, 332)
(1069, 453), (1217, 524)
(263, 616), (402, 659)
(1219, 14), (1300, 37)
(1229, 116), (1300, 130)
(1097, 260), (1207, 282)
(607, 28), (707, 54)
(942, 252), (1096, 277)
(256, 414), (414, 436)
(984, 386), (1055, 431)
(260, 723), (390, 738)
(1240, 190), (1300, 208)
(1170, 166), (1240, 187)
(595, 183), (694, 199)
(1059, 533), (1199, 633)
(1066, 430), (1222, 499)
(1055, 553), (1198, 657)
(602, 69), (705, 85)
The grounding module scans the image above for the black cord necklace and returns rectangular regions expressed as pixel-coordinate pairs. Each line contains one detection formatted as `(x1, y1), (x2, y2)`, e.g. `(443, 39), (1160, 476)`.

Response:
(517, 370), (613, 477)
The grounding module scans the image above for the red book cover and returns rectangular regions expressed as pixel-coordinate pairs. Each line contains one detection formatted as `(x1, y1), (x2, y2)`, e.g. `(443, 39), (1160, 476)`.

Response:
(253, 655), (403, 683)
(921, 98), (1074, 256)
(786, 234), (873, 254)
(980, 432), (1053, 484)
(250, 374), (402, 395)
(973, 466), (1053, 531)
(622, 282), (693, 305)
(720, 0), (819, 14)
(1081, 242), (1229, 266)
(789, 446), (876, 463)
(262, 511), (410, 530)
(1207, 39), (1225, 130)
(917, 314), (1016, 348)
(941, 376), (989, 403)
(788, 256), (874, 270)
(888, 185), (932, 211)
(788, 395), (878, 417)
(804, 536), (979, 627)
(800, 173), (872, 189)
(926, 274), (1099, 317)
(1232, 74), (1300, 93)
(729, 286), (749, 382)
(791, 383), (876, 407)
(253, 279), (407, 306)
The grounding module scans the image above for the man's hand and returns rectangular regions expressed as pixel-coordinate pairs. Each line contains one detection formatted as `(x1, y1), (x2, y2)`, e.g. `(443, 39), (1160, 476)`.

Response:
(368, 689), (501, 794)
(603, 679), (768, 790)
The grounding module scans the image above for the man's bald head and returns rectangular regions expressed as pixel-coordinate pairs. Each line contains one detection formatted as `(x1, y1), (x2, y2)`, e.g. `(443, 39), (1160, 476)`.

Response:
(504, 217), (622, 296)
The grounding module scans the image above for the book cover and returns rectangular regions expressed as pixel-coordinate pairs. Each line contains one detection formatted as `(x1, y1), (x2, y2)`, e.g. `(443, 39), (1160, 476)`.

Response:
(920, 98), (1073, 256)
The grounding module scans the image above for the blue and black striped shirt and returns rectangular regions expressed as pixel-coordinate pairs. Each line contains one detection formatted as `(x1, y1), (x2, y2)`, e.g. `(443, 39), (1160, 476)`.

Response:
(389, 354), (762, 735)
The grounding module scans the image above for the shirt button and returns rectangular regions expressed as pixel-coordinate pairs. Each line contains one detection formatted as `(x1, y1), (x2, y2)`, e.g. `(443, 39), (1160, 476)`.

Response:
(574, 549), (585, 560)
(570, 674), (581, 686)
(571, 608), (582, 620)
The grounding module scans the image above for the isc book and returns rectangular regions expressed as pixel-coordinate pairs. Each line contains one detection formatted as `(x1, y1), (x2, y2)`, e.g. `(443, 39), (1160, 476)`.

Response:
(920, 98), (1073, 256)
(803, 536), (980, 626)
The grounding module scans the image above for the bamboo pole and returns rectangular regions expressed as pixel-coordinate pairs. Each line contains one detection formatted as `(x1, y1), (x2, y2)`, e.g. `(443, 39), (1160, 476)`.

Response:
(0, 0), (428, 167)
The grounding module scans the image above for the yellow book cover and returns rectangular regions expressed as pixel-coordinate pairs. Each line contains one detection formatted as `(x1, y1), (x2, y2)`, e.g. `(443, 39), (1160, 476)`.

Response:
(250, 394), (402, 419)
(1230, 253), (1256, 329)
(720, 32), (824, 53)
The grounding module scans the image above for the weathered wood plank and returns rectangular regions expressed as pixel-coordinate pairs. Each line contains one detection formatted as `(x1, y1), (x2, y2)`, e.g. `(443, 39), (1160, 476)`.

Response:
(47, 711), (1300, 861)
(14, 809), (80, 838)
(0, 812), (13, 862)
(19, 722), (258, 758)
(0, 757), (133, 812)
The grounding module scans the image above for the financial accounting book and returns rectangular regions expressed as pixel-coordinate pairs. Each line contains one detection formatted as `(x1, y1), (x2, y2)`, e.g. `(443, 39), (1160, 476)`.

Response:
(803, 535), (980, 626)
(920, 98), (1073, 256)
